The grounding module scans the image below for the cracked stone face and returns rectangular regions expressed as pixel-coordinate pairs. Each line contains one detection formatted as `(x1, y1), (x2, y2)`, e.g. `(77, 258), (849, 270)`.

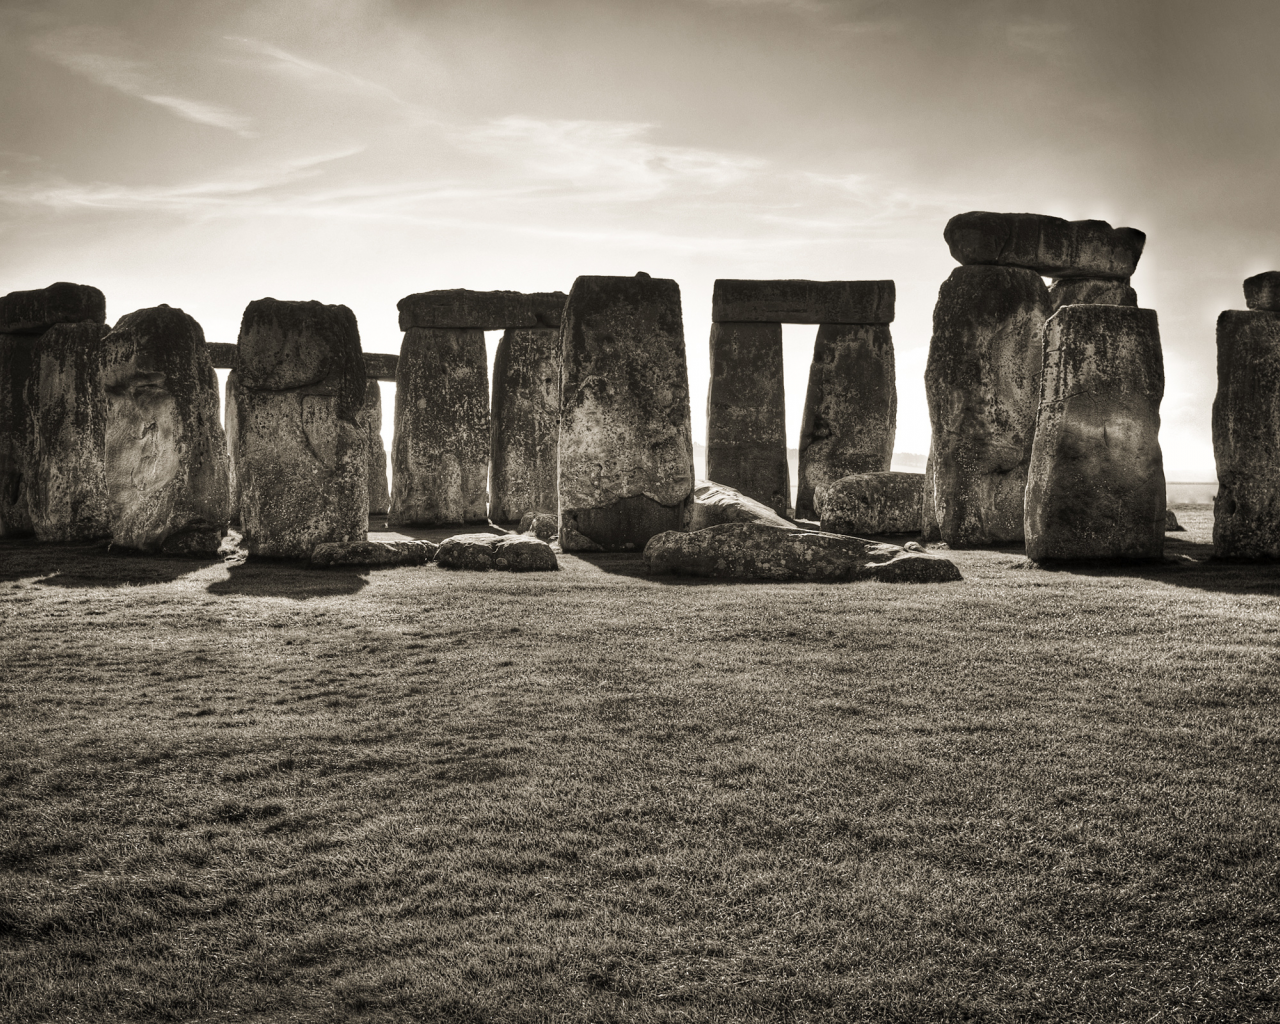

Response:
(489, 326), (560, 525)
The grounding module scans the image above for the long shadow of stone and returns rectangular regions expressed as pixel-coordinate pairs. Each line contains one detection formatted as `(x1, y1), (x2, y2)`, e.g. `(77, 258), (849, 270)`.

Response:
(206, 559), (369, 599)
(1024, 551), (1280, 596)
(0, 539), (221, 587)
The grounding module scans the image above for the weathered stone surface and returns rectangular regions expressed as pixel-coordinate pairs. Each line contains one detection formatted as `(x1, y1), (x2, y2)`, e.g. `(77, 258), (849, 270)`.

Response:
(489, 326), (559, 524)
(390, 328), (489, 527)
(311, 539), (436, 567)
(558, 274), (695, 551)
(27, 322), (111, 541)
(1025, 305), (1165, 561)
(705, 322), (789, 513)
(1166, 509), (1184, 532)
(397, 289), (568, 331)
(206, 342), (238, 369)
(519, 511), (557, 541)
(230, 299), (368, 557)
(435, 532), (558, 571)
(224, 373), (242, 528)
(688, 481), (795, 531)
(816, 471), (923, 536)
(0, 282), (106, 335)
(945, 212), (1145, 279)
(795, 323), (896, 520)
(1244, 272), (1280, 313)
(100, 305), (229, 554)
(362, 379), (390, 515)
(1049, 277), (1138, 311)
(1212, 310), (1280, 558)
(643, 522), (962, 583)
(0, 334), (38, 535)
(921, 449), (940, 542)
(712, 279), (895, 325)
(363, 353), (398, 381)
(925, 265), (1049, 547)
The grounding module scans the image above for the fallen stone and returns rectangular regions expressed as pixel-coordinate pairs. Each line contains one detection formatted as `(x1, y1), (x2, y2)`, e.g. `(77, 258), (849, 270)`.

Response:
(0, 333), (38, 535)
(687, 481), (795, 531)
(925, 265), (1049, 547)
(1165, 509), (1184, 532)
(1212, 309), (1280, 558)
(817, 471), (923, 536)
(796, 323), (896, 520)
(1244, 272), (1280, 313)
(100, 305), (229, 554)
(1025, 305), (1165, 561)
(0, 282), (106, 335)
(643, 522), (962, 583)
(397, 289), (568, 331)
(363, 352), (398, 381)
(362, 378), (390, 516)
(712, 279), (894, 325)
(435, 532), (558, 571)
(559, 274), (695, 550)
(518, 511), (557, 541)
(1049, 277), (1138, 311)
(311, 539), (436, 567)
(705, 322), (789, 512)
(944, 212), (1145, 279)
(489, 326), (559, 524)
(229, 299), (368, 557)
(390, 327), (489, 526)
(27, 322), (112, 541)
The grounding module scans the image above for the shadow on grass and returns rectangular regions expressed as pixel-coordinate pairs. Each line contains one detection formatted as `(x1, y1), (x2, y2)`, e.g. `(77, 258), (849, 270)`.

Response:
(0, 538), (223, 588)
(206, 559), (369, 599)
(1025, 549), (1280, 595)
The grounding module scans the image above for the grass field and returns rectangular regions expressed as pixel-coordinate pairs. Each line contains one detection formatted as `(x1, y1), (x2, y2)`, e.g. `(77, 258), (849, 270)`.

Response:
(2, 505), (1279, 1023)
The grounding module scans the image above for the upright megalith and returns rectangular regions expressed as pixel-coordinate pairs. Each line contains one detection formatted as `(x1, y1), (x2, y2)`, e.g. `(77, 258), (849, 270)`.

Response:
(1025, 305), (1165, 562)
(0, 282), (106, 335)
(944, 212), (1145, 279)
(489, 325), (561, 524)
(100, 306), (229, 555)
(362, 379), (390, 516)
(705, 322), (788, 512)
(228, 298), (368, 557)
(1212, 303), (1280, 559)
(558, 273), (695, 551)
(924, 265), (1049, 546)
(26, 322), (112, 541)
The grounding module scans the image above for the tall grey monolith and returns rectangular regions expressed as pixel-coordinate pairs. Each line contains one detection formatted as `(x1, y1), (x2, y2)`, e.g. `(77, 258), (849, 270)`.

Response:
(362, 379), (390, 516)
(100, 305), (229, 555)
(924, 265), (1049, 546)
(489, 326), (560, 524)
(558, 273), (695, 551)
(1025, 305), (1165, 561)
(228, 298), (368, 557)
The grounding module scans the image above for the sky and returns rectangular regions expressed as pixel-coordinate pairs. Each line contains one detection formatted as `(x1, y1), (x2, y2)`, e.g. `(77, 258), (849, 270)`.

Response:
(2, 0), (1278, 480)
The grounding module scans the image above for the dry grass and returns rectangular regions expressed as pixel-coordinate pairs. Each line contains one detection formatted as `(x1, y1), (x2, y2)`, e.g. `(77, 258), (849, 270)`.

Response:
(1, 505), (1278, 1023)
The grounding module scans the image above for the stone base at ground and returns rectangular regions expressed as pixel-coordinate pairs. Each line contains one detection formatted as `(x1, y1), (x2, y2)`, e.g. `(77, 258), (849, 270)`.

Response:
(311, 539), (436, 567)
(562, 494), (686, 552)
(519, 511), (557, 541)
(688, 481), (795, 531)
(817, 472), (923, 536)
(158, 527), (222, 557)
(944, 212), (1145, 279)
(436, 533), (558, 571)
(644, 522), (962, 582)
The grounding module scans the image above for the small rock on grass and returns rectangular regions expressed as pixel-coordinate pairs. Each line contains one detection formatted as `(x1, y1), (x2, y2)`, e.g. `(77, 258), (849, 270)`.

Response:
(1166, 509), (1184, 532)
(518, 511), (558, 541)
(311, 540), (437, 568)
(436, 533), (558, 571)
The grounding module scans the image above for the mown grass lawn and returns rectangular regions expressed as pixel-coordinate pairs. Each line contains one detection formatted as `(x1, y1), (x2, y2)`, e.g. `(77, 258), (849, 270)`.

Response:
(1, 506), (1278, 1023)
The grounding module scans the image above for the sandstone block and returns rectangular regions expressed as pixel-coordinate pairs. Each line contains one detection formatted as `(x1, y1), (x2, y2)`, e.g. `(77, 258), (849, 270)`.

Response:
(1244, 272), (1280, 313)
(100, 306), (229, 555)
(1049, 277), (1138, 311)
(519, 511), (557, 541)
(0, 282), (106, 335)
(435, 532), (558, 571)
(1166, 509), (1184, 532)
(311, 539), (436, 567)
(390, 328), (489, 527)
(1212, 310), (1280, 558)
(643, 522), (962, 583)
(925, 265), (1049, 547)
(711, 279), (895, 324)
(0, 334), (38, 535)
(705, 322), (789, 512)
(795, 323), (896, 520)
(206, 342), (237, 369)
(362, 379), (390, 515)
(363, 353), (398, 381)
(558, 274), (695, 551)
(944, 212), (1145, 279)
(27, 322), (111, 541)
(489, 326), (559, 524)
(1025, 305), (1165, 561)
(816, 471), (923, 536)
(921, 449), (940, 542)
(687, 481), (795, 532)
(397, 289), (568, 331)
(230, 299), (367, 557)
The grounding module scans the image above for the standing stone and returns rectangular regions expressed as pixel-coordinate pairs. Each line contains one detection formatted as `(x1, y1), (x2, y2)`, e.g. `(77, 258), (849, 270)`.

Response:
(224, 374), (242, 528)
(706, 322), (788, 513)
(1212, 309), (1280, 559)
(921, 448), (940, 542)
(489, 326), (560, 524)
(100, 306), (229, 555)
(925, 265), (1049, 547)
(0, 334), (38, 535)
(27, 322), (111, 541)
(558, 274), (695, 551)
(944, 212), (1145, 279)
(1244, 272), (1280, 313)
(391, 328), (489, 526)
(229, 298), (368, 557)
(1049, 277), (1138, 311)
(1025, 305), (1165, 562)
(362, 379), (390, 516)
(0, 282), (106, 335)
(795, 323), (896, 520)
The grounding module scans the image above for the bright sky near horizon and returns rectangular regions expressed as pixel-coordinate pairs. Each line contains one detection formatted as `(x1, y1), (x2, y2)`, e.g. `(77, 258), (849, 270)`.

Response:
(3, 0), (1278, 480)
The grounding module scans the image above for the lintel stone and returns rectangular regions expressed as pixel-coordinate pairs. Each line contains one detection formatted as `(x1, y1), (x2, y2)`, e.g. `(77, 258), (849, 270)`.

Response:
(1244, 271), (1280, 313)
(0, 282), (106, 335)
(712, 279), (895, 324)
(397, 289), (568, 331)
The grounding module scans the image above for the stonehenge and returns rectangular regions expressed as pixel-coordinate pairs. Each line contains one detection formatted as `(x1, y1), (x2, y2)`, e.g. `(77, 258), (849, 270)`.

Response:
(1025, 305), (1166, 562)
(816, 471), (923, 537)
(943, 212), (1145, 279)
